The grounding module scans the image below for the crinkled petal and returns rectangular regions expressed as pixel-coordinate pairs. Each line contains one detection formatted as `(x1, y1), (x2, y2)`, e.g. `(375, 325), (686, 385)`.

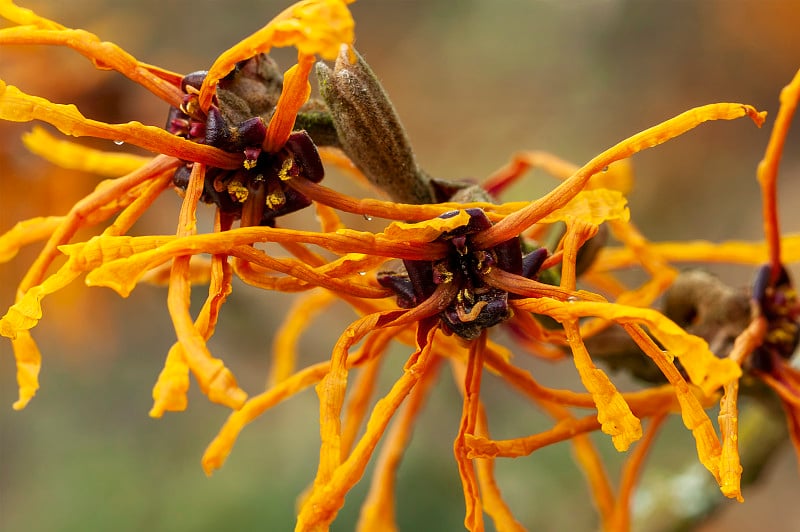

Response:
(515, 297), (741, 395)
(718, 380), (743, 501)
(59, 235), (174, 273)
(597, 236), (800, 270)
(149, 343), (190, 417)
(453, 335), (487, 531)
(564, 321), (642, 451)
(475, 103), (765, 248)
(383, 209), (472, 242)
(264, 54), (314, 152)
(287, 175), (502, 222)
(0, 80), (240, 168)
(514, 298), (728, 480)
(297, 321), (440, 530)
(151, 252), (232, 417)
(0, 264), (80, 338)
(466, 415), (599, 459)
(623, 323), (723, 482)
(199, 0), (355, 110)
(10, 330), (41, 410)
(168, 269), (246, 411)
(84, 226), (445, 296)
(0, 9), (182, 105)
(539, 188), (630, 225)
(166, 162), (246, 410)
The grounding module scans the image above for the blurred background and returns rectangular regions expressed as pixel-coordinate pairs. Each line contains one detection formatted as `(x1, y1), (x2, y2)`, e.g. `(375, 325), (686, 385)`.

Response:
(2, 1), (800, 530)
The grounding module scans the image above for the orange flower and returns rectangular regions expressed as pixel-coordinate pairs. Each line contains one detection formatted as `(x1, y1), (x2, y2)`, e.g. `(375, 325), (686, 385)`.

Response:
(3, 1), (794, 531)
(0, 0), (355, 410)
(197, 102), (761, 530)
(486, 69), (800, 512)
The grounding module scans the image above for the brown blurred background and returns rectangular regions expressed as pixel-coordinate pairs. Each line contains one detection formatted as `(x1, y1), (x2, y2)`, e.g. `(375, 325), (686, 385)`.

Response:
(2, 1), (800, 530)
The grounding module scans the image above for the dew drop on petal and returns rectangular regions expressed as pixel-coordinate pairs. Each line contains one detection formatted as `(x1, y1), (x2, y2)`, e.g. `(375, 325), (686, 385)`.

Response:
(357, 271), (366, 276)
(113, 140), (125, 146)
(363, 214), (374, 221)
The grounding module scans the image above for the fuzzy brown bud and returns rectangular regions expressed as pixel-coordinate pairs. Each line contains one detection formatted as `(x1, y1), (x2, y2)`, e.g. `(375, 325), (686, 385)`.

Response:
(316, 45), (435, 204)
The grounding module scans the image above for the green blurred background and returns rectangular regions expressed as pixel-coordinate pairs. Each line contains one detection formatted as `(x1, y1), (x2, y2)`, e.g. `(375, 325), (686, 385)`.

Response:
(2, 1), (800, 530)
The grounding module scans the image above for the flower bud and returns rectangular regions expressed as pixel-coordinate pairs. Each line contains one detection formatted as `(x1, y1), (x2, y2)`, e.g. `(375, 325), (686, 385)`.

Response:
(317, 45), (435, 204)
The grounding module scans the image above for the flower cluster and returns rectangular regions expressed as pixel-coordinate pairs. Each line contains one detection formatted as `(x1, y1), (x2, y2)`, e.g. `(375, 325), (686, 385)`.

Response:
(1, 1), (799, 530)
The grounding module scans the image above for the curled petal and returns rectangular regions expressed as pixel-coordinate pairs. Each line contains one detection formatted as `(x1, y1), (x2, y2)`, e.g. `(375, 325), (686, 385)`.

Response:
(1, 234), (173, 339)
(167, 267), (246, 410)
(0, 1), (182, 105)
(151, 252), (232, 417)
(233, 247), (391, 298)
(83, 227), (447, 297)
(199, 0), (355, 110)
(718, 380), (743, 501)
(623, 324), (723, 482)
(538, 189), (630, 226)
(383, 209), (472, 242)
(10, 330), (41, 410)
(341, 339), (391, 456)
(298, 322), (441, 530)
(300, 288), (452, 526)
(559, 219), (599, 292)
(2, 167), (172, 343)
(167, 163), (246, 410)
(512, 297), (731, 482)
(476, 102), (766, 249)
(472, 421), (526, 532)
(0, 81), (240, 168)
(60, 235), (175, 272)
(484, 268), (607, 303)
(465, 416), (598, 459)
(15, 156), (178, 296)
(288, 175), (503, 222)
(514, 297), (741, 395)
(149, 343), (190, 417)
(453, 335), (488, 531)
(0, 264), (81, 338)
(564, 321), (642, 451)
(264, 53), (315, 152)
